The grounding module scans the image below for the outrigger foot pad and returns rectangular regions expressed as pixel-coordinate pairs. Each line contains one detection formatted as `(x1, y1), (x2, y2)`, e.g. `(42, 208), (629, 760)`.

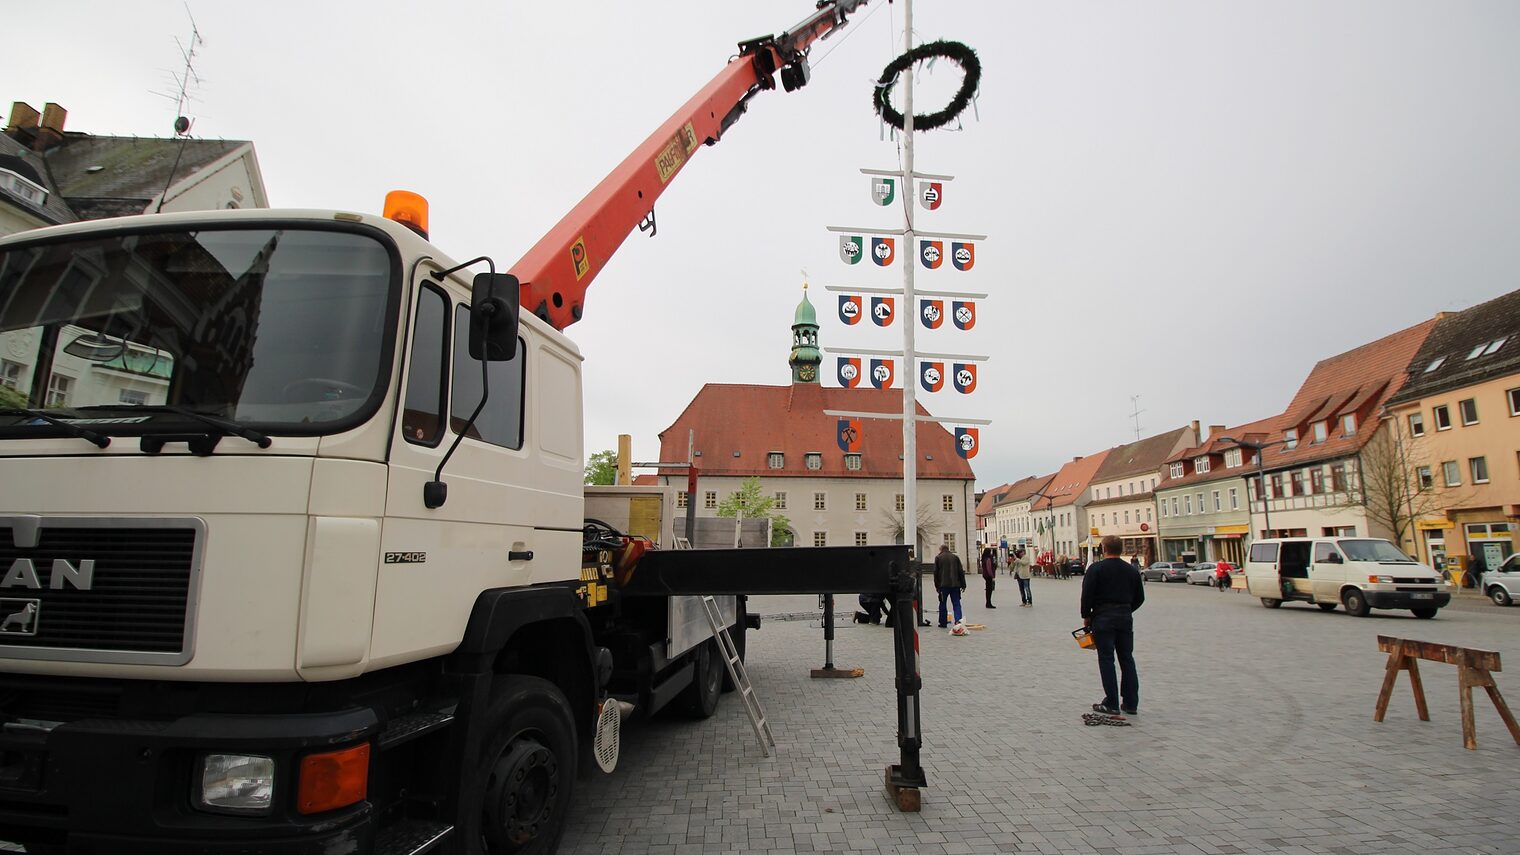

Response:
(885, 764), (925, 812)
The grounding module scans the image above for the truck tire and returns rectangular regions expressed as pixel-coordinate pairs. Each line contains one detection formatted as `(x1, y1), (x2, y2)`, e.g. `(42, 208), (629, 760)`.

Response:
(679, 638), (723, 719)
(1411, 608), (1438, 619)
(1342, 588), (1371, 618)
(1490, 587), (1512, 607)
(464, 676), (576, 855)
(1260, 598), (1282, 609)
(1318, 603), (1337, 612)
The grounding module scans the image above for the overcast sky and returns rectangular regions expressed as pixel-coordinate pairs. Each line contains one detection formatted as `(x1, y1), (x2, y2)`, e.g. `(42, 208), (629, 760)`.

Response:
(10, 1), (1520, 486)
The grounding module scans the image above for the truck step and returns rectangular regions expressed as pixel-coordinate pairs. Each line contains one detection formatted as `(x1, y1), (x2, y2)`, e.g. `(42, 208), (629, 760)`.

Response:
(378, 709), (456, 750)
(375, 820), (453, 855)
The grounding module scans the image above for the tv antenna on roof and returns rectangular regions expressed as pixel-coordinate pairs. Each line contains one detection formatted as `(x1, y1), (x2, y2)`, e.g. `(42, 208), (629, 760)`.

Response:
(1129, 394), (1145, 441)
(152, 6), (205, 213)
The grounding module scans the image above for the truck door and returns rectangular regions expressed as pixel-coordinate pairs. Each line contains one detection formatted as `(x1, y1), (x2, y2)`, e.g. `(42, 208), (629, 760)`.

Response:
(1310, 540), (1346, 602)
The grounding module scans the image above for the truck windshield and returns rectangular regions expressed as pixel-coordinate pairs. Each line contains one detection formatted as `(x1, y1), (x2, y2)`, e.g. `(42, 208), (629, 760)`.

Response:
(0, 225), (396, 436)
(1338, 539), (1415, 563)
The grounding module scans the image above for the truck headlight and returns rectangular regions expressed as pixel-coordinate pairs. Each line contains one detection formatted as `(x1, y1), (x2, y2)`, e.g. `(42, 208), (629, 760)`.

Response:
(198, 753), (275, 815)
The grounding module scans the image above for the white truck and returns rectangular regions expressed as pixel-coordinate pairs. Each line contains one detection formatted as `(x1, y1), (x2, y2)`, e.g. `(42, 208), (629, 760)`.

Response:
(0, 3), (928, 853)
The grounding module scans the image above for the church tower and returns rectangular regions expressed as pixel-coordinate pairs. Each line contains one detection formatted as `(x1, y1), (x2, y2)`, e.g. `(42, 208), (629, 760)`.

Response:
(789, 285), (821, 384)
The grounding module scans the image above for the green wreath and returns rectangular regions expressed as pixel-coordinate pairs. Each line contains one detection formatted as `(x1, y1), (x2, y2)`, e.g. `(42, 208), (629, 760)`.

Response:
(872, 40), (981, 132)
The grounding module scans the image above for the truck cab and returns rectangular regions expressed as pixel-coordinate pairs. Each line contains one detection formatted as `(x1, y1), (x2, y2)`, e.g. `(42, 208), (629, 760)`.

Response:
(1245, 536), (1448, 618)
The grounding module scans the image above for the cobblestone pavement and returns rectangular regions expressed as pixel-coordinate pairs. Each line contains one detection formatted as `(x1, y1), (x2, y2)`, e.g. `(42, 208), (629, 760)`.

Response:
(560, 578), (1520, 855)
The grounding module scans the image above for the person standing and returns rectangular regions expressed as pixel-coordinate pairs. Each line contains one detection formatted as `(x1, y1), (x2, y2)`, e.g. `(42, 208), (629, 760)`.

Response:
(1081, 535), (1144, 715)
(980, 547), (998, 608)
(934, 544), (966, 628)
(1011, 547), (1033, 606)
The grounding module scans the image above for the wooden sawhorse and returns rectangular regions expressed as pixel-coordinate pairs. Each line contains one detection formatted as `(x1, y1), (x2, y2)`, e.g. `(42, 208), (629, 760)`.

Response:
(1374, 635), (1520, 750)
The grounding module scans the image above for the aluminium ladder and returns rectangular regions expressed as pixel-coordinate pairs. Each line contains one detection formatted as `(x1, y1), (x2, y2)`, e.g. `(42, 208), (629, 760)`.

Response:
(700, 594), (775, 756)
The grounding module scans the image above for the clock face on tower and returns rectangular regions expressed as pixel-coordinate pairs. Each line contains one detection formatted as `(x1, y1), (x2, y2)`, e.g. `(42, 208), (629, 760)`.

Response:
(799, 365), (817, 381)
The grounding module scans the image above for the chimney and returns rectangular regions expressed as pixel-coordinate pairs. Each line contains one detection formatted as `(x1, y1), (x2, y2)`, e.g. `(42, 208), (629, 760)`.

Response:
(36, 103), (66, 150)
(1190, 420), (1201, 444)
(6, 101), (40, 145)
(1072, 456), (1082, 462)
(1207, 424), (1225, 442)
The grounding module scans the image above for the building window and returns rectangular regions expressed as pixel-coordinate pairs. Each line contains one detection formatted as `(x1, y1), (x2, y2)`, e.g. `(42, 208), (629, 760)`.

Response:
(1424, 356), (1446, 373)
(1171, 497), (1179, 516)
(844, 453), (862, 471)
(855, 493), (867, 511)
(1195, 493), (1204, 515)
(1212, 491), (1221, 512)
(1290, 471), (1304, 496)
(855, 531), (868, 546)
(1184, 495), (1192, 515)
(942, 532), (956, 552)
(805, 452), (822, 470)
(814, 492), (827, 511)
(118, 388), (148, 405)
(813, 531), (827, 547)
(1229, 487), (1239, 510)
(768, 452), (784, 469)
(1408, 412), (1424, 437)
(1224, 448), (1242, 468)
(1509, 387), (1520, 417)
(1170, 462), (1183, 479)
(1284, 428), (1298, 449)
(895, 494), (905, 512)
(1195, 457), (1210, 474)
(0, 359), (22, 390)
(1146, 506), (1152, 522)
(1341, 414), (1357, 436)
(1459, 398), (1479, 426)
(774, 492), (787, 509)
(704, 491), (717, 509)
(1311, 421), (1328, 444)
(1442, 460), (1461, 487)
(1309, 468), (1324, 493)
(1434, 405), (1452, 431)
(1270, 473), (1283, 498)
(1416, 466), (1433, 490)
(942, 494), (954, 512)
(44, 373), (72, 407)
(1161, 498), (1169, 517)
(1471, 456), (1489, 484)
(1124, 510), (1131, 525)
(676, 491), (688, 509)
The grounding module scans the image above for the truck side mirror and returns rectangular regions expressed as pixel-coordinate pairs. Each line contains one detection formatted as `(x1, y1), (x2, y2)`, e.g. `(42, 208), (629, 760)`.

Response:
(470, 272), (520, 361)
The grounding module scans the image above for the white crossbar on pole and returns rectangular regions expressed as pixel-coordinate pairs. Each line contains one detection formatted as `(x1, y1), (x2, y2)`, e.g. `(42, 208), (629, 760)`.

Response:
(859, 168), (955, 180)
(825, 409), (993, 426)
(823, 347), (990, 361)
(826, 225), (987, 241)
(822, 285), (989, 299)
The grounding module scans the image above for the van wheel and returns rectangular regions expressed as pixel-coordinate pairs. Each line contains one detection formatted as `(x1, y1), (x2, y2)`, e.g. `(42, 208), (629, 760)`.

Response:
(1318, 603), (1337, 612)
(1490, 587), (1513, 607)
(1343, 589), (1371, 618)
(679, 639), (722, 719)
(1260, 598), (1282, 609)
(464, 676), (576, 855)
(1411, 608), (1438, 619)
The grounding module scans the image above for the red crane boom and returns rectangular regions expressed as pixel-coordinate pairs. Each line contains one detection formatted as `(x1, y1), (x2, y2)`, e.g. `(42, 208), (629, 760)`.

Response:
(512, 0), (872, 331)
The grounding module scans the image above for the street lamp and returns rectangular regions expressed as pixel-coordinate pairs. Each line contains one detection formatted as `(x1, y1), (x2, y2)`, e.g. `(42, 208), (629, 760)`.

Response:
(1217, 436), (1282, 539)
(1029, 487), (1068, 572)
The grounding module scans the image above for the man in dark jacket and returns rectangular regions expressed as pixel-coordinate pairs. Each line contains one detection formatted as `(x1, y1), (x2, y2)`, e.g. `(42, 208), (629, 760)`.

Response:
(934, 544), (967, 628)
(1081, 535), (1145, 715)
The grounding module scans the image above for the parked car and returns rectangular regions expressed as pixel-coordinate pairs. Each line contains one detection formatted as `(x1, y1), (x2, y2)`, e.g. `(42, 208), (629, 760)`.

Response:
(1144, 561), (1189, 582)
(1245, 537), (1447, 617)
(1481, 553), (1520, 606)
(1187, 561), (1236, 586)
(1066, 558), (1087, 576)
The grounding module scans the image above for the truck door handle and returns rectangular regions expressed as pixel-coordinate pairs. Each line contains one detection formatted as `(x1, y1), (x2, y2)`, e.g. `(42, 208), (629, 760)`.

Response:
(509, 550), (534, 562)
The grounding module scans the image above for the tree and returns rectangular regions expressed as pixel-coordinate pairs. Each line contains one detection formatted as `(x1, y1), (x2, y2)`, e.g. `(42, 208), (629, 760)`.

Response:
(1358, 422), (1466, 553)
(0, 385), (26, 410)
(584, 449), (618, 485)
(880, 502), (943, 556)
(717, 476), (791, 547)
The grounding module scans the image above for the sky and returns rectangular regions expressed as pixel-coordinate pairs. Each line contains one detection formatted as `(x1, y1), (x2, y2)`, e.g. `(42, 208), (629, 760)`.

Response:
(9, 1), (1520, 487)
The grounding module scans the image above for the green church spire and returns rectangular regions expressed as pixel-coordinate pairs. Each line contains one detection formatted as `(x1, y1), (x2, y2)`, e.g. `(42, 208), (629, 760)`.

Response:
(789, 282), (821, 384)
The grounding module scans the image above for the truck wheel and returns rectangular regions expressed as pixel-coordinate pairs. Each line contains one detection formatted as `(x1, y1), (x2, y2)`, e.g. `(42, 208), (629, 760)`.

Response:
(1411, 608), (1438, 619)
(679, 639), (723, 719)
(465, 676), (576, 855)
(1318, 603), (1337, 612)
(1260, 598), (1282, 609)
(1490, 587), (1512, 607)
(1343, 589), (1371, 618)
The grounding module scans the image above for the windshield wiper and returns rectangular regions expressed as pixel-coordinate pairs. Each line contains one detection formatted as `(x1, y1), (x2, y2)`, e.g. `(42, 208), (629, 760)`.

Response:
(0, 408), (111, 448)
(79, 404), (272, 451)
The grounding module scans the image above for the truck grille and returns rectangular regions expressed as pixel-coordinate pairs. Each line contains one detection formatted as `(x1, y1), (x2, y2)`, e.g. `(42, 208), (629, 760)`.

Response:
(0, 519), (202, 665)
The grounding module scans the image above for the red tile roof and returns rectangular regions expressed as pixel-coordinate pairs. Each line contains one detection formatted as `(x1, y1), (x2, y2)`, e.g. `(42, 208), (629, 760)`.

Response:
(1159, 414), (1280, 489)
(1030, 451), (1111, 510)
(1003, 473), (1056, 504)
(975, 484), (1011, 518)
(656, 383), (976, 480)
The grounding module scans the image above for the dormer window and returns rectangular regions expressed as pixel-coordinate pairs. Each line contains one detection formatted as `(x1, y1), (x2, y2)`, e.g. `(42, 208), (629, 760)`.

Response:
(768, 452), (784, 469)
(1341, 413), (1357, 436)
(1424, 356), (1446, 373)
(844, 453), (862, 471)
(1312, 421), (1328, 443)
(1483, 337), (1507, 356)
(805, 452), (822, 470)
(1194, 457), (1210, 474)
(1284, 428), (1298, 450)
(1169, 462), (1183, 479)
(1224, 448), (1242, 468)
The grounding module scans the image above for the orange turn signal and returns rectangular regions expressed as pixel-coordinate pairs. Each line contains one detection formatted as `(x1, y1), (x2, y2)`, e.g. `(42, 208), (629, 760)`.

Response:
(296, 742), (370, 815)
(383, 190), (429, 239)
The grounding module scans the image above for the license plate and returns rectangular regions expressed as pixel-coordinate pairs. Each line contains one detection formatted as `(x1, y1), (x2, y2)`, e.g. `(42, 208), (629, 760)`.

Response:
(1413, 593), (1433, 600)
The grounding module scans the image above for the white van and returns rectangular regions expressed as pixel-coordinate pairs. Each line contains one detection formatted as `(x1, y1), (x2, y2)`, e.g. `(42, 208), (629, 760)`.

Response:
(1244, 537), (1449, 618)
(1480, 553), (1520, 606)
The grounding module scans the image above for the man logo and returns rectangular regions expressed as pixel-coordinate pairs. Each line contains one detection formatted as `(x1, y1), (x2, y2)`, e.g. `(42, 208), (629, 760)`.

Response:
(951, 241), (975, 271)
(839, 235), (863, 265)
(921, 361), (945, 393)
(920, 240), (943, 270)
(838, 295), (862, 325)
(952, 300), (977, 331)
(0, 599), (40, 636)
(953, 363), (978, 394)
(954, 427), (980, 459)
(871, 237), (895, 267)
(869, 358), (895, 389)
(871, 297), (894, 327)
(920, 299), (944, 329)
(837, 357), (862, 388)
